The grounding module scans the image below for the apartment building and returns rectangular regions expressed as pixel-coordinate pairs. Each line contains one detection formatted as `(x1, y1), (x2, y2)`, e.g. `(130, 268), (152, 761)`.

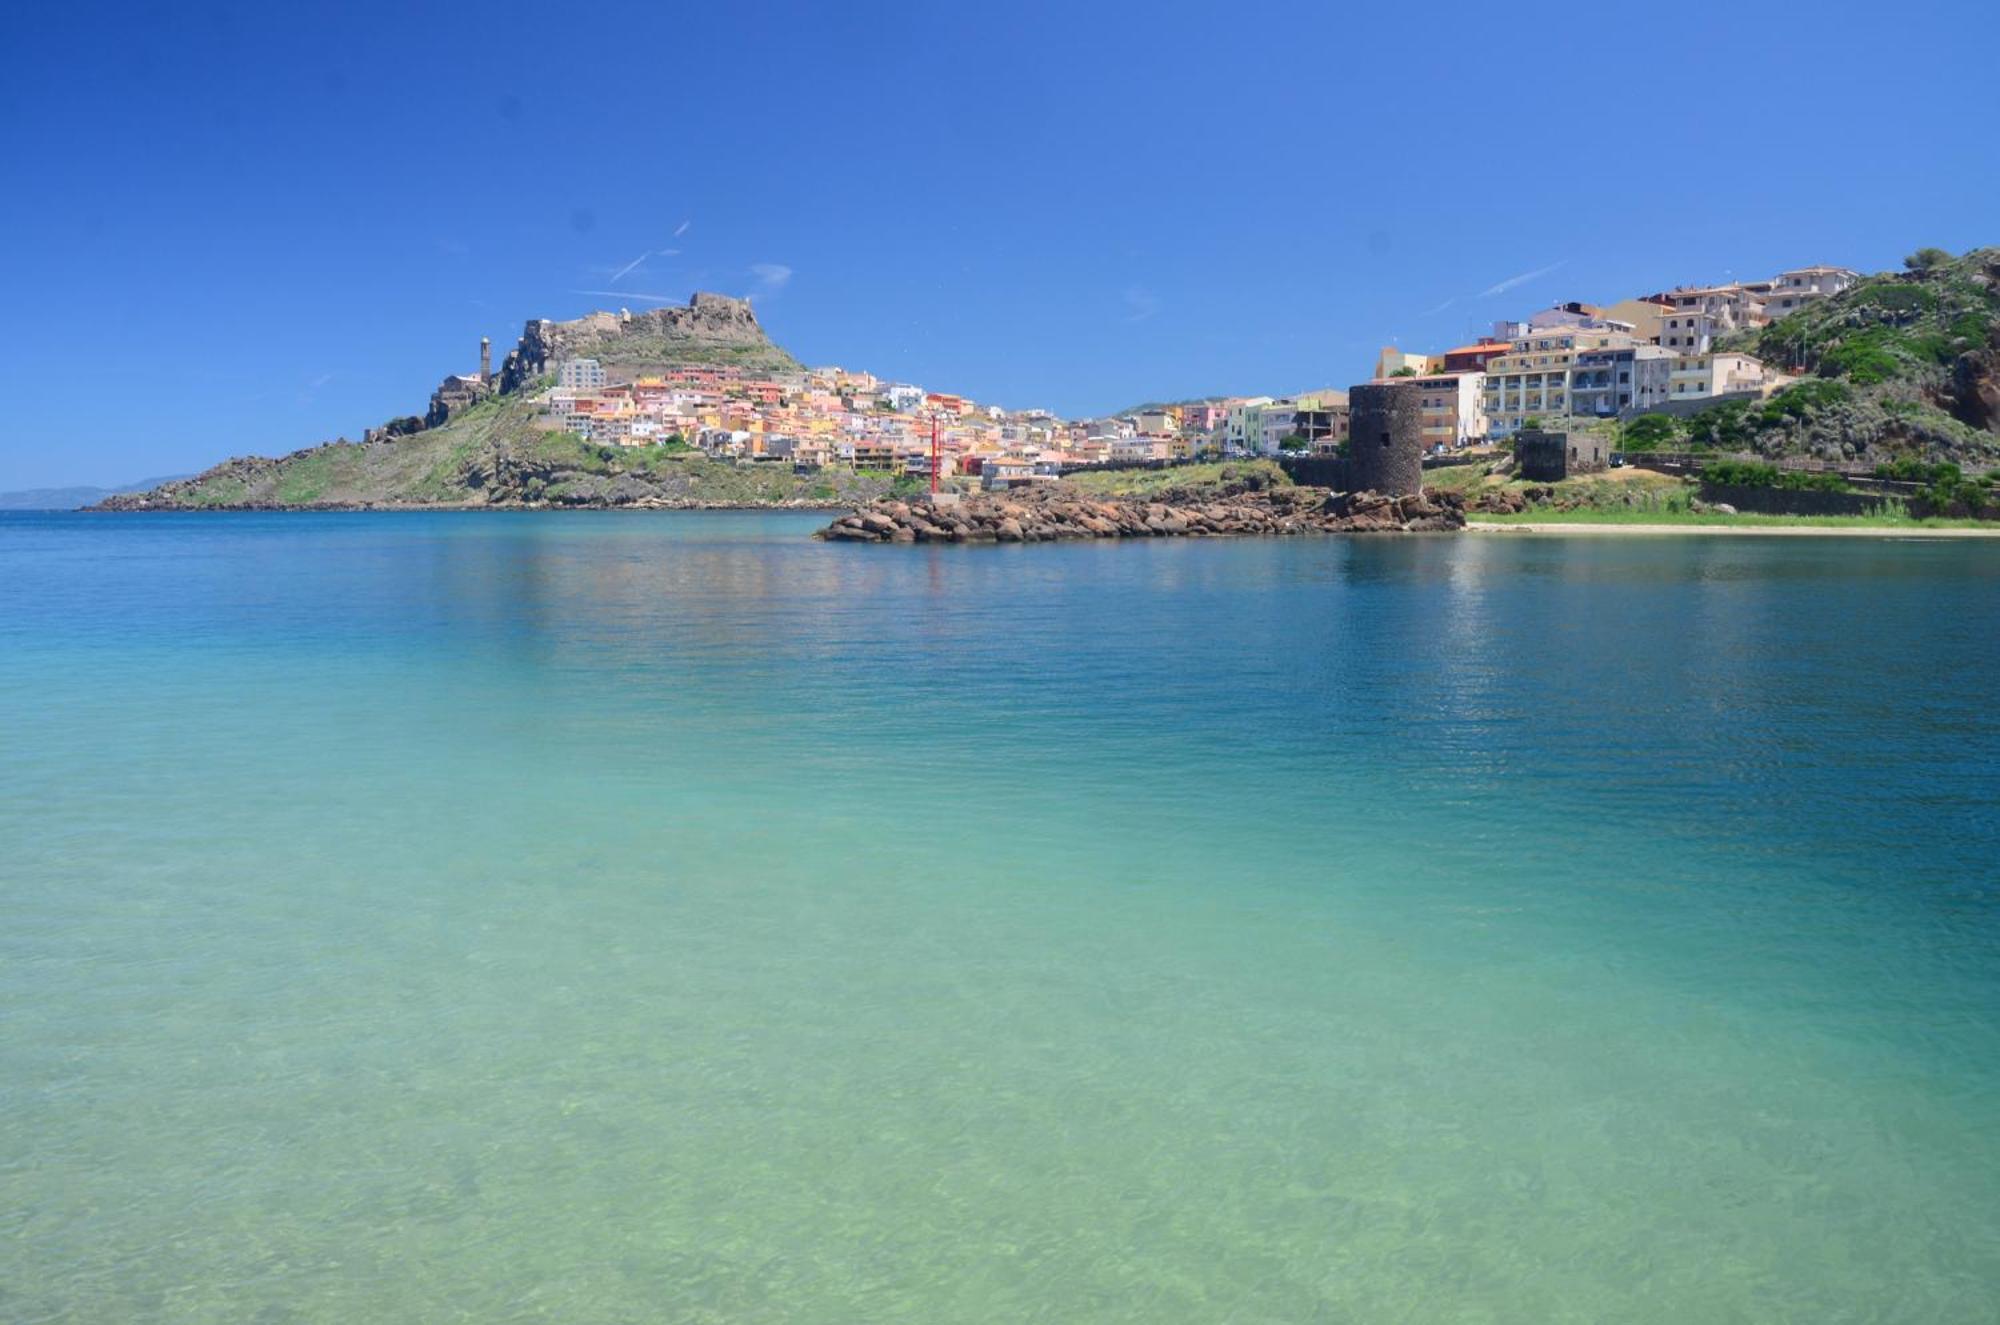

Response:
(1601, 297), (1674, 343)
(1569, 345), (1673, 417)
(1481, 328), (1640, 436)
(1403, 372), (1487, 448)
(1292, 390), (1350, 448)
(1664, 283), (1766, 334)
(1257, 400), (1301, 454)
(1181, 402), (1228, 433)
(558, 358), (607, 390)
(1669, 352), (1772, 401)
(1757, 265), (1861, 316)
(1224, 397), (1272, 452)
(1658, 309), (1720, 354)
(1441, 340), (1511, 373)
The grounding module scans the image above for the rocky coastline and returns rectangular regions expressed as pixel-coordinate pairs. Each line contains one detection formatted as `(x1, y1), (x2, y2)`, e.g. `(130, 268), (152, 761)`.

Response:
(815, 485), (1466, 543)
(91, 494), (852, 513)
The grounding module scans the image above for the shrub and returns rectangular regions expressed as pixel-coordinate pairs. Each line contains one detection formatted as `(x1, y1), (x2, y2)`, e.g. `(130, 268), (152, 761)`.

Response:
(1622, 413), (1682, 450)
(1905, 247), (1952, 272)
(1757, 379), (1849, 424)
(1916, 471), (1997, 515)
(1702, 460), (1780, 487)
(1856, 284), (1938, 315)
(1685, 400), (1756, 449)
(1702, 460), (1848, 493)
(1873, 458), (1961, 484)
(1819, 329), (1903, 385)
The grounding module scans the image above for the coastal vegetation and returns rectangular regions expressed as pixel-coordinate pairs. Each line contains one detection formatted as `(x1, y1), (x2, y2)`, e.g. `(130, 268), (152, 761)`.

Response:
(1419, 457), (1986, 528)
(1608, 247), (2000, 467)
(1698, 459), (1851, 492)
(107, 393), (899, 510)
(1469, 503), (1988, 530)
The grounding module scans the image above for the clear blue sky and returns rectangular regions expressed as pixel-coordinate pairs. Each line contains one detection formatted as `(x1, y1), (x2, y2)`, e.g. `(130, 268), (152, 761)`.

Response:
(2, 0), (1996, 488)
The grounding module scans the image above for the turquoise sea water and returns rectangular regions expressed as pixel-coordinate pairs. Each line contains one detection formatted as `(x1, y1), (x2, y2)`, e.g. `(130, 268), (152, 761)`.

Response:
(3, 511), (1999, 1322)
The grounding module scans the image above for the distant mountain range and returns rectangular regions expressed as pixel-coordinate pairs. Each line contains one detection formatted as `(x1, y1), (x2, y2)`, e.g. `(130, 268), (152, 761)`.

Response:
(0, 476), (193, 510)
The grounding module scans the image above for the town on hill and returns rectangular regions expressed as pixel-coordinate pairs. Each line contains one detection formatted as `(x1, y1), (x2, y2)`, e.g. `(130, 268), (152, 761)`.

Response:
(98, 246), (1998, 512)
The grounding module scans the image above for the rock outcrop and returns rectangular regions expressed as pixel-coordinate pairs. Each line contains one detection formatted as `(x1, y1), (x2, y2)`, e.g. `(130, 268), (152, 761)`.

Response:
(498, 293), (797, 391)
(815, 485), (1466, 543)
(425, 373), (495, 429)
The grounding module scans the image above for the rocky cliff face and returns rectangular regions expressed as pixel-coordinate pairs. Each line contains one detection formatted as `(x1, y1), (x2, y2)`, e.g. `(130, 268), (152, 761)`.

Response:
(498, 292), (796, 391)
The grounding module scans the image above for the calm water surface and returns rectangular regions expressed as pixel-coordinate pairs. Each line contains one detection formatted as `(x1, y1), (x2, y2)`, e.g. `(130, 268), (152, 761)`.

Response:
(3, 512), (1998, 1322)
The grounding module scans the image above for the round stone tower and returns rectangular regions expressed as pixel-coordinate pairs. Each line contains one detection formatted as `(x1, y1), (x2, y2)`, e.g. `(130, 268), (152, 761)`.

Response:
(1346, 381), (1424, 496)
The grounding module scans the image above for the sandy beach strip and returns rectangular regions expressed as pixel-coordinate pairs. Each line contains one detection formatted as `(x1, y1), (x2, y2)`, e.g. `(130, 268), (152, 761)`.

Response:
(1466, 521), (2000, 538)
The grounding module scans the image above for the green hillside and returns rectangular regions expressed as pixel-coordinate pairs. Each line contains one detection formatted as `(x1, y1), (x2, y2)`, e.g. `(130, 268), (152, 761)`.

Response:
(99, 294), (857, 510)
(100, 394), (891, 509)
(1629, 247), (2000, 464)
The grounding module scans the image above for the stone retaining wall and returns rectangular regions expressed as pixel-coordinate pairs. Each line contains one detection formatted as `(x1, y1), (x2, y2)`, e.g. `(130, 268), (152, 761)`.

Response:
(1696, 482), (1901, 517)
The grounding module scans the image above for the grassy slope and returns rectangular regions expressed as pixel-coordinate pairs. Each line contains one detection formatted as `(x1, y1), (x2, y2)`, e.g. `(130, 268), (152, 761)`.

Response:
(129, 310), (842, 508)
(1470, 507), (1991, 529)
(153, 395), (886, 508)
(1426, 458), (1997, 528)
(1061, 459), (1291, 497)
(1639, 247), (2000, 463)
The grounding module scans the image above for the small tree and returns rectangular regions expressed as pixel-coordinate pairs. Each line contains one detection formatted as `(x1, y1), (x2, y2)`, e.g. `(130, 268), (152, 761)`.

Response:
(1278, 434), (1309, 452)
(1905, 247), (1951, 273)
(1389, 366), (1418, 378)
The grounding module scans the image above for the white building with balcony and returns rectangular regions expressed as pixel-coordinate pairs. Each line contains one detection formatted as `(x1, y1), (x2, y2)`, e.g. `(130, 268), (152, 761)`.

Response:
(1669, 352), (1772, 400)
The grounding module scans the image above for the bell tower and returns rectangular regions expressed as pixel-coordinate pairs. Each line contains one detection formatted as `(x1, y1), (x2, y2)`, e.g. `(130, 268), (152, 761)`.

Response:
(479, 337), (492, 381)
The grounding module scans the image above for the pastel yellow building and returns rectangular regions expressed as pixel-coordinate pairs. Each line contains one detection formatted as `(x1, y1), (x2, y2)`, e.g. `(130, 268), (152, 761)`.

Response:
(1374, 346), (1438, 379)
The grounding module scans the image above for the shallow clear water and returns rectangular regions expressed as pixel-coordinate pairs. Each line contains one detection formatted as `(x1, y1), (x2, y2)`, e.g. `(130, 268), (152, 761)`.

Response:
(3, 511), (1998, 1322)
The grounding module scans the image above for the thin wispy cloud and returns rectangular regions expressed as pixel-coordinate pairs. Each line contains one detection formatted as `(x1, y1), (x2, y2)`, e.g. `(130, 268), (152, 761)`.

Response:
(673, 219), (692, 238)
(606, 251), (651, 283)
(748, 262), (792, 300)
(570, 289), (681, 303)
(1123, 286), (1162, 323)
(1480, 260), (1565, 299)
(1422, 296), (1457, 317)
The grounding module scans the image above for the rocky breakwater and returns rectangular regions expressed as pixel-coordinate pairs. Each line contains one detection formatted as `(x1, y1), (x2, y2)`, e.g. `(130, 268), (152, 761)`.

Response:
(816, 485), (1465, 544)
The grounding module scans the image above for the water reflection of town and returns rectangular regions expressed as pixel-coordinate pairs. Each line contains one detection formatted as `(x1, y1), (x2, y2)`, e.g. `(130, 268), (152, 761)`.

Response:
(394, 518), (1999, 802)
